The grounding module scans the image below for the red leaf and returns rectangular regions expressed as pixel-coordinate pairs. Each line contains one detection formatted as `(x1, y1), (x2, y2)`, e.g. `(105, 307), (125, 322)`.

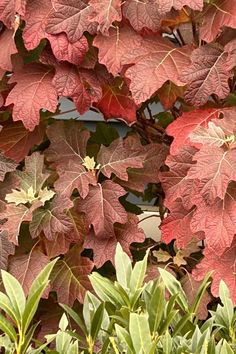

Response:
(161, 199), (203, 249)
(156, 0), (203, 14)
(5, 63), (58, 131)
(0, 29), (17, 71)
(30, 196), (73, 240)
(193, 239), (236, 305)
(84, 214), (145, 267)
(0, 0), (26, 28)
(0, 154), (18, 182)
(51, 245), (93, 305)
(9, 249), (49, 296)
(46, 0), (97, 43)
(166, 108), (223, 155)
(77, 180), (127, 237)
(125, 36), (191, 104)
(97, 137), (145, 180)
(0, 231), (15, 270)
(160, 146), (199, 209)
(200, 0), (236, 43)
(54, 161), (97, 199)
(182, 45), (231, 106)
(0, 122), (45, 163)
(52, 62), (102, 114)
(46, 121), (90, 167)
(93, 26), (142, 76)
(122, 0), (162, 32)
(89, 0), (122, 35)
(187, 145), (236, 202)
(191, 184), (236, 253)
(158, 82), (185, 110)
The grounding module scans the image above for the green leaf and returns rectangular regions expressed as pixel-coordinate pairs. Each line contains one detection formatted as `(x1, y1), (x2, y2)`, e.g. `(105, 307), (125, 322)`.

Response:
(0, 292), (18, 324)
(130, 252), (148, 293)
(60, 304), (87, 335)
(89, 122), (119, 147)
(144, 280), (165, 333)
(1, 270), (26, 321)
(189, 273), (211, 318)
(129, 313), (152, 354)
(219, 281), (234, 327)
(90, 303), (105, 340)
(115, 324), (134, 352)
(0, 313), (17, 342)
(115, 243), (132, 289)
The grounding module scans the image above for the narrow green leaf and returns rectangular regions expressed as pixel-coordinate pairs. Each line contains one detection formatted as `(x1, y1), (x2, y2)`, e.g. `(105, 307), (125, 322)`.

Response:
(130, 252), (148, 293)
(0, 313), (17, 342)
(129, 313), (152, 354)
(115, 324), (134, 352)
(60, 304), (87, 335)
(0, 292), (18, 324)
(90, 303), (104, 340)
(115, 243), (132, 289)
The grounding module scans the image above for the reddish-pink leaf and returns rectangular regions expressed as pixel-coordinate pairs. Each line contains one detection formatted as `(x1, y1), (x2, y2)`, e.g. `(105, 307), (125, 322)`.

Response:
(122, 0), (162, 32)
(193, 239), (236, 305)
(191, 185), (236, 253)
(51, 245), (93, 305)
(30, 196), (73, 240)
(158, 82), (185, 110)
(166, 108), (223, 155)
(5, 63), (58, 131)
(200, 0), (236, 43)
(0, 122), (45, 163)
(93, 26), (142, 76)
(0, 231), (15, 270)
(125, 37), (191, 104)
(89, 0), (122, 35)
(0, 29), (17, 71)
(77, 180), (127, 237)
(52, 62), (102, 114)
(46, 121), (90, 167)
(0, 154), (18, 182)
(9, 249), (49, 296)
(85, 214), (145, 267)
(182, 45), (231, 107)
(156, 0), (203, 14)
(54, 161), (97, 199)
(0, 0), (26, 28)
(161, 199), (203, 249)
(187, 145), (236, 201)
(97, 138), (145, 181)
(46, 0), (97, 43)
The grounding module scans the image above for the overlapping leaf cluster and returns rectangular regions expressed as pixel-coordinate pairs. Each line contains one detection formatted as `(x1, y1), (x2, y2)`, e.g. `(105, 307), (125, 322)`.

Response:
(0, 0), (236, 311)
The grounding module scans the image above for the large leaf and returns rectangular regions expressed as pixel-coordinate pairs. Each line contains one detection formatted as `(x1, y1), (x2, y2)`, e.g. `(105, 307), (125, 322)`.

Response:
(77, 180), (127, 237)
(5, 63), (57, 131)
(9, 249), (49, 296)
(51, 245), (93, 305)
(155, 0), (203, 14)
(0, 154), (17, 182)
(84, 214), (145, 267)
(0, 29), (17, 72)
(46, 0), (97, 42)
(0, 0), (26, 28)
(0, 231), (15, 270)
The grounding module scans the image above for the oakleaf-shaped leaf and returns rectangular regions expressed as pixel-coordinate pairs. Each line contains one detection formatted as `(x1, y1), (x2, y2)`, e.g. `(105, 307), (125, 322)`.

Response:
(182, 45), (231, 106)
(0, 154), (17, 182)
(89, 0), (122, 35)
(0, 122), (45, 163)
(97, 138), (145, 180)
(200, 0), (236, 43)
(5, 63), (58, 131)
(46, 0), (97, 42)
(0, 231), (15, 270)
(77, 180), (127, 237)
(30, 196), (73, 240)
(158, 82), (185, 110)
(46, 121), (90, 167)
(189, 122), (227, 147)
(84, 214), (145, 268)
(122, 0), (162, 32)
(193, 239), (236, 305)
(155, 0), (203, 14)
(51, 245), (93, 305)
(9, 249), (49, 296)
(6, 186), (55, 206)
(0, 0), (26, 28)
(0, 29), (17, 71)
(125, 36), (191, 104)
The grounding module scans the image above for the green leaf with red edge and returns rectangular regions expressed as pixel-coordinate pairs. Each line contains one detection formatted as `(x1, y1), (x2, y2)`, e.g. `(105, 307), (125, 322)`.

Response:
(29, 195), (73, 240)
(200, 0), (236, 43)
(77, 180), (128, 237)
(95, 76), (138, 124)
(0, 121), (45, 163)
(5, 63), (58, 131)
(0, 231), (15, 270)
(193, 238), (236, 305)
(89, 0), (122, 35)
(97, 137), (145, 181)
(182, 45), (232, 107)
(0, 154), (18, 182)
(46, 0), (97, 43)
(124, 36), (191, 105)
(0, 0), (26, 28)
(9, 249), (49, 296)
(84, 214), (145, 268)
(51, 244), (94, 305)
(0, 29), (17, 72)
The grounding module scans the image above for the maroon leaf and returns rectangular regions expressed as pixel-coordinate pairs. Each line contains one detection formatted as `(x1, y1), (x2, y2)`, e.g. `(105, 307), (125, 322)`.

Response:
(0, 231), (15, 270)
(0, 154), (18, 182)
(0, 0), (26, 28)
(0, 29), (17, 71)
